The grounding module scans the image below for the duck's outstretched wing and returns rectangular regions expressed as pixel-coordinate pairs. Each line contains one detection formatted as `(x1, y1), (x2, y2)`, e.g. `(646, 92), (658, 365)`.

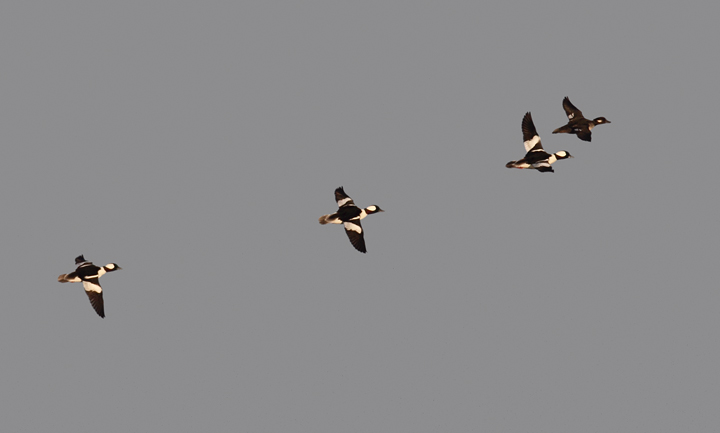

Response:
(83, 279), (105, 318)
(521, 112), (544, 152)
(343, 220), (367, 253)
(562, 97), (584, 121)
(334, 186), (355, 208)
(58, 272), (80, 283)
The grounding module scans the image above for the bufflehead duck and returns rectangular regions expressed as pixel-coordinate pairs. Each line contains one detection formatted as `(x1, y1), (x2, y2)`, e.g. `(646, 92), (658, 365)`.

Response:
(506, 112), (573, 173)
(58, 255), (121, 318)
(552, 96), (610, 142)
(319, 186), (384, 253)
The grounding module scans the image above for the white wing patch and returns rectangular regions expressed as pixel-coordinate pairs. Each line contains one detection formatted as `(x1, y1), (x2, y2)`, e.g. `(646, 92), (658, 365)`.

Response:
(523, 135), (541, 152)
(83, 280), (103, 293)
(344, 221), (362, 233)
(568, 113), (575, 120)
(337, 197), (353, 207)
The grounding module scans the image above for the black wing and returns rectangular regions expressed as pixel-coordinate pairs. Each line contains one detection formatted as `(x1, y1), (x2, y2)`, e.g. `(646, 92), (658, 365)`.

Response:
(343, 220), (367, 253)
(83, 279), (105, 318)
(562, 97), (584, 121)
(334, 186), (355, 208)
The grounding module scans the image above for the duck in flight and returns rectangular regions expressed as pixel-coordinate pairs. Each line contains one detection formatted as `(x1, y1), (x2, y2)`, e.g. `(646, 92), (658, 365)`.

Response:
(552, 96), (610, 142)
(506, 112), (573, 173)
(319, 187), (384, 253)
(58, 255), (121, 318)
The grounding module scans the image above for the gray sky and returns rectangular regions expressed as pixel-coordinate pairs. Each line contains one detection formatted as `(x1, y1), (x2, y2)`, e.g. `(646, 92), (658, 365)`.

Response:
(1, 1), (719, 432)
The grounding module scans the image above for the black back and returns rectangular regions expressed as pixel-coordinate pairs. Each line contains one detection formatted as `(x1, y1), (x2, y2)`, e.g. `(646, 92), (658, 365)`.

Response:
(76, 262), (101, 280)
(336, 205), (362, 222)
(524, 150), (552, 164)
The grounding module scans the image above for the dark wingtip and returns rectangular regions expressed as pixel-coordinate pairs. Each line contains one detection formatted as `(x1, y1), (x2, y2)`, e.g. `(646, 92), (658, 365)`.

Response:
(353, 243), (367, 253)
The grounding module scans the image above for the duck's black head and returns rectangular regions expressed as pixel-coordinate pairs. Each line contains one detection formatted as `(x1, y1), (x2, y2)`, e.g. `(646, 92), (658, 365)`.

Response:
(104, 263), (122, 272)
(593, 117), (610, 125)
(555, 150), (574, 160)
(74, 255), (87, 265)
(365, 205), (384, 214)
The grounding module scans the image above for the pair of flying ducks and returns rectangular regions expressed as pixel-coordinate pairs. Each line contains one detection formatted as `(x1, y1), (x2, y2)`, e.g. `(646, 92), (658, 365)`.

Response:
(60, 187), (383, 318)
(506, 97), (610, 173)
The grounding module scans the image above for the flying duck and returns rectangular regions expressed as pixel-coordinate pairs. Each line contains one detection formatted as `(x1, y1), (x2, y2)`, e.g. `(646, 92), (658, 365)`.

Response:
(58, 255), (121, 318)
(506, 112), (573, 173)
(319, 186), (384, 253)
(552, 96), (610, 142)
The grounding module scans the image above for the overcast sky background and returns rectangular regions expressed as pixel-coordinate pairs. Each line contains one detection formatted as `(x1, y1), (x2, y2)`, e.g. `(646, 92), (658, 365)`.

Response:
(1, 1), (719, 432)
